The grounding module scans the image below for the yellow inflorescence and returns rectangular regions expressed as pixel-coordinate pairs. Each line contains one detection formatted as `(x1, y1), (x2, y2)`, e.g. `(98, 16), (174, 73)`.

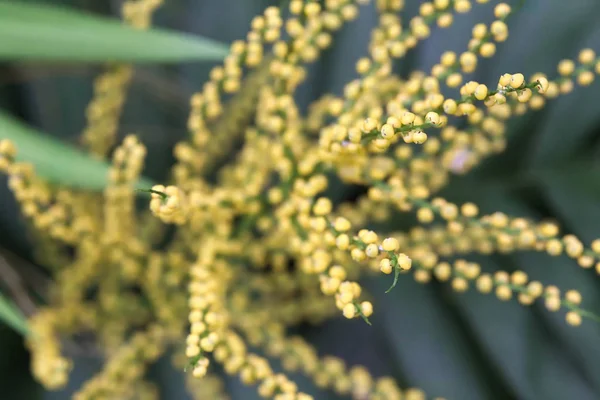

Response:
(82, 0), (164, 159)
(3, 1), (600, 399)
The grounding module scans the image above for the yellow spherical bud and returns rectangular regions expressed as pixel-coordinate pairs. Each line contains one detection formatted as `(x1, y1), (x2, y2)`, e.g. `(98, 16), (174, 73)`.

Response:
(289, 0), (303, 14)
(380, 123), (395, 139)
(440, 51), (456, 67)
(313, 197), (332, 216)
(545, 285), (560, 298)
(543, 295), (561, 311)
(510, 73), (525, 88)
(566, 311), (582, 326)
(527, 281), (544, 298)
(380, 258), (393, 274)
(417, 207), (435, 223)
(334, 217), (351, 232)
(517, 88), (532, 103)
(474, 84), (488, 100)
(565, 290), (582, 305)
(577, 71), (595, 86)
(494, 3), (511, 18)
(443, 99), (458, 114)
(560, 79), (574, 94)
(304, 2), (321, 17)
(510, 270), (528, 286)
(342, 303), (356, 319)
(472, 23), (487, 39)
(360, 301), (373, 317)
(356, 57), (372, 74)
(558, 59), (575, 76)
(476, 274), (493, 293)
(365, 243), (380, 258)
(479, 42), (496, 58)
(419, 2), (435, 17)
(434, 262), (452, 281)
(590, 239), (600, 253)
(495, 285), (512, 301)
(329, 265), (347, 280)
(336, 234), (350, 250)
(459, 52), (477, 73)
(535, 76), (549, 93)
(446, 73), (463, 87)
(518, 293), (534, 306)
(498, 73), (512, 87)
(460, 202), (478, 217)
(578, 48), (596, 65)
(360, 230), (378, 244)
(401, 111), (416, 125)
(412, 131), (428, 144)
(362, 117), (378, 133)
(351, 248), (366, 262)
(434, 0), (450, 9)
(491, 20), (508, 37)
(397, 253), (412, 270)
(390, 42), (407, 57)
(382, 237), (400, 252)
(186, 344), (200, 358)
(0, 140), (16, 157)
(440, 203), (458, 220)
(454, 0), (471, 13)
(414, 269), (432, 283)
(192, 364), (208, 378)
(452, 277), (468, 292)
(437, 13), (454, 28)
(425, 111), (440, 125)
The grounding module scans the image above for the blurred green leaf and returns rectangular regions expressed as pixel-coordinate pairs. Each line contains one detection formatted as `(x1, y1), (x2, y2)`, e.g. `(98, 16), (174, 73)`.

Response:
(370, 277), (499, 399)
(526, 22), (600, 167)
(443, 183), (600, 400)
(0, 1), (228, 63)
(0, 110), (155, 190)
(535, 167), (600, 393)
(444, 0), (600, 177)
(534, 162), (600, 209)
(0, 292), (28, 336)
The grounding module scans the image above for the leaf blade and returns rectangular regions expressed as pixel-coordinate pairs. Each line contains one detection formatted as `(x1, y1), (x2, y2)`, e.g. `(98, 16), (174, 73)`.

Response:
(0, 1), (228, 63)
(443, 184), (600, 400)
(0, 110), (155, 190)
(0, 292), (28, 336)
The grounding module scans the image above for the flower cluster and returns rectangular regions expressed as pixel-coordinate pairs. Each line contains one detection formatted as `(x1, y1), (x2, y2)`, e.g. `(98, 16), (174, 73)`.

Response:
(3, 1), (600, 399)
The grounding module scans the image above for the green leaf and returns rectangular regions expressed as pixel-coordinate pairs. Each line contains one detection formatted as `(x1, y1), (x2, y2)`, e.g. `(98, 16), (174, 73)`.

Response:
(0, 292), (28, 336)
(448, 257), (598, 400)
(533, 162), (600, 213)
(535, 170), (600, 393)
(369, 277), (498, 399)
(444, 185), (600, 400)
(0, 110), (155, 190)
(385, 264), (401, 293)
(0, 1), (228, 63)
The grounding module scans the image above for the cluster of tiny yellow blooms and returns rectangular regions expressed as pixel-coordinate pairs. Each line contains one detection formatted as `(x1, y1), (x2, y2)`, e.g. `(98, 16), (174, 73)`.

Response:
(3, 0), (600, 399)
(82, 0), (164, 159)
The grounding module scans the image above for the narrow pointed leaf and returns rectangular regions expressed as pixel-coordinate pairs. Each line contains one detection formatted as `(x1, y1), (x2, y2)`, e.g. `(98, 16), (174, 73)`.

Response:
(385, 265), (401, 293)
(444, 185), (600, 400)
(371, 277), (496, 399)
(0, 292), (28, 335)
(0, 110), (155, 190)
(0, 1), (228, 63)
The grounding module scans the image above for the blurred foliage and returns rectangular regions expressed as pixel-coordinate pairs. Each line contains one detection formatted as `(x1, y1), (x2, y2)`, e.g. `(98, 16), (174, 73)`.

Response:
(0, 291), (29, 335)
(0, 1), (228, 62)
(1, 0), (600, 399)
(0, 110), (155, 190)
